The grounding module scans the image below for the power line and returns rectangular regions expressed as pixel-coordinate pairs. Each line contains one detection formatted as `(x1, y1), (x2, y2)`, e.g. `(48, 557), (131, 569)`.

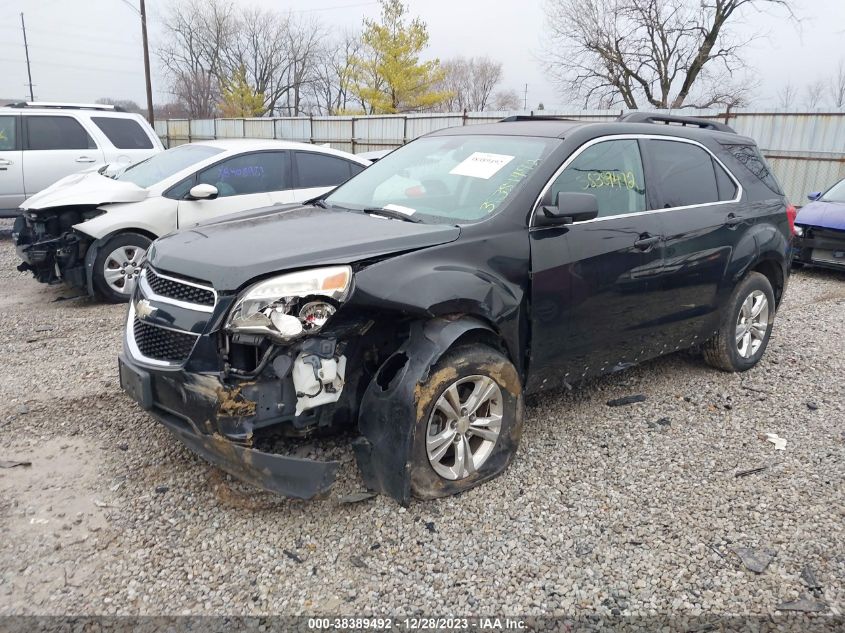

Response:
(0, 56), (143, 75)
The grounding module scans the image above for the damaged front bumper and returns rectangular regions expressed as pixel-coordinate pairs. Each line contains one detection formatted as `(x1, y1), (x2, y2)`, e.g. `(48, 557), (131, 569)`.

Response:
(793, 226), (845, 271)
(12, 213), (89, 288)
(118, 352), (341, 499)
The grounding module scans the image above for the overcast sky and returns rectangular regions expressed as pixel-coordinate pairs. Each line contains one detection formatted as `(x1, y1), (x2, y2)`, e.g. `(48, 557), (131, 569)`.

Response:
(0, 0), (842, 111)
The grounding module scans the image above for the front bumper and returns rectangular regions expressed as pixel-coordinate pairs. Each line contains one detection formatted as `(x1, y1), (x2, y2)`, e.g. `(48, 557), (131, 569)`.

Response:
(118, 352), (341, 500)
(793, 227), (845, 271)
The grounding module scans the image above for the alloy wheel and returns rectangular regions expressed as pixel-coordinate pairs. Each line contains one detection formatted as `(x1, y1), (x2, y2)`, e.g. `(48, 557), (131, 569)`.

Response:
(735, 289), (769, 358)
(425, 375), (503, 480)
(103, 245), (146, 295)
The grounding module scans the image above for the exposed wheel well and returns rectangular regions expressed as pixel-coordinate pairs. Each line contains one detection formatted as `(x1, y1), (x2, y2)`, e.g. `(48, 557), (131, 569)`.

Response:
(450, 328), (511, 362)
(751, 259), (785, 307)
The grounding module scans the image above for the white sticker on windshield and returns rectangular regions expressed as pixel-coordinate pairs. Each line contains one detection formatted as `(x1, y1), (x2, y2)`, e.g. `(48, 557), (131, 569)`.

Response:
(449, 152), (515, 179)
(384, 203), (416, 216)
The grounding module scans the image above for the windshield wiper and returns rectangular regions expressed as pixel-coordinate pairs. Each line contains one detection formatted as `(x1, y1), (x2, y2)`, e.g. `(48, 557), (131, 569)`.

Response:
(312, 199), (330, 208)
(363, 207), (421, 223)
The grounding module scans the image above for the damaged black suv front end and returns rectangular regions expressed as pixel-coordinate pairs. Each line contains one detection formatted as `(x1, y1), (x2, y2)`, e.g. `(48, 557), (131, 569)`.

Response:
(119, 262), (381, 500)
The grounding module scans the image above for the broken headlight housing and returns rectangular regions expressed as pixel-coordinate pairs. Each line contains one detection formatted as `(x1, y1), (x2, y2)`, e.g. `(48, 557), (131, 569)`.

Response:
(226, 266), (351, 342)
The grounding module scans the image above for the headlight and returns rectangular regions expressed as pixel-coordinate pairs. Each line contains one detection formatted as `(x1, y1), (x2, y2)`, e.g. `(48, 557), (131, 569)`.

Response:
(793, 225), (804, 237)
(226, 266), (351, 342)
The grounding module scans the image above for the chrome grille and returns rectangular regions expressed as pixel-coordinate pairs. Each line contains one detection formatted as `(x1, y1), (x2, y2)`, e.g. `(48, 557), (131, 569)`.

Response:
(145, 267), (215, 307)
(132, 318), (198, 363)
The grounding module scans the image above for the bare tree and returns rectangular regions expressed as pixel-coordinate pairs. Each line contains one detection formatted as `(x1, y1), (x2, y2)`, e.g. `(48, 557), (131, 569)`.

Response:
(776, 82), (797, 110)
(543, 0), (794, 109)
(308, 31), (363, 114)
(157, 0), (235, 117)
(804, 79), (827, 109)
(96, 98), (143, 113)
(831, 60), (845, 109)
(439, 56), (504, 111)
(490, 89), (522, 111)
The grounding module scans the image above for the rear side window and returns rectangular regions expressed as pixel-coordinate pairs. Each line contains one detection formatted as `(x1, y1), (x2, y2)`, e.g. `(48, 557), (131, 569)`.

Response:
(198, 151), (290, 197)
(549, 139), (647, 218)
(91, 117), (153, 149)
(295, 152), (355, 188)
(723, 144), (783, 195)
(648, 140), (721, 207)
(25, 116), (96, 150)
(0, 116), (17, 151)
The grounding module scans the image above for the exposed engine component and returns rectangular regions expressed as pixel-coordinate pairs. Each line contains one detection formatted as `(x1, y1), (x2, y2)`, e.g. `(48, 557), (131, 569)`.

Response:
(292, 352), (347, 416)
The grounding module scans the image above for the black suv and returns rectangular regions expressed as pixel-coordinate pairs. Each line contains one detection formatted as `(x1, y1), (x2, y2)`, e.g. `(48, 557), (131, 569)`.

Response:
(118, 113), (793, 503)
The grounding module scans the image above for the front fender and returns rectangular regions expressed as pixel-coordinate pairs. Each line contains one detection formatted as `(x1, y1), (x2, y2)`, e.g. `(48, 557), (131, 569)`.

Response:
(352, 316), (497, 504)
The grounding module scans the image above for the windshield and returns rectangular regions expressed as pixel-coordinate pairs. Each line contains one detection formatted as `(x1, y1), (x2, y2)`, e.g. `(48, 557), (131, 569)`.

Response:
(821, 178), (845, 203)
(116, 144), (224, 188)
(325, 135), (559, 223)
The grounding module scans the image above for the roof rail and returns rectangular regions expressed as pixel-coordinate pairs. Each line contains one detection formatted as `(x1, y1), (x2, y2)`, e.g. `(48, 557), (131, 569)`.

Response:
(6, 101), (125, 112)
(499, 114), (580, 123)
(617, 112), (735, 134)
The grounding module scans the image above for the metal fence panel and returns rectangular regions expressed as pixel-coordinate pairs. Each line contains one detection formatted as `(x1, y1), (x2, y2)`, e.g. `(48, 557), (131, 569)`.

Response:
(215, 119), (245, 138)
(275, 118), (311, 142)
(243, 118), (275, 139)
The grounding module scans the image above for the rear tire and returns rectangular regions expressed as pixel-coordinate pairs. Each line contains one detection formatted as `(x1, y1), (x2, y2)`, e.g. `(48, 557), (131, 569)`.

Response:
(409, 345), (523, 499)
(92, 232), (151, 303)
(703, 272), (775, 372)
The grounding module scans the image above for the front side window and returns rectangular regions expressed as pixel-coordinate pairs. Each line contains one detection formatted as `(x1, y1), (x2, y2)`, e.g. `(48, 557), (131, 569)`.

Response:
(549, 139), (647, 218)
(0, 116), (16, 151)
(648, 140), (722, 208)
(326, 135), (559, 224)
(116, 144), (223, 189)
(25, 116), (96, 150)
(197, 151), (289, 197)
(91, 116), (154, 149)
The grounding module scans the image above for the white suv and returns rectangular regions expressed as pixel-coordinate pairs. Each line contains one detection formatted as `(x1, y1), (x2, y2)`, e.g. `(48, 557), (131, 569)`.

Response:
(0, 102), (162, 215)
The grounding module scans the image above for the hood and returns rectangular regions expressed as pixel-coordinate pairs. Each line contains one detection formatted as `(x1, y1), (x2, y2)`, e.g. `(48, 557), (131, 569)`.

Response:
(796, 200), (845, 232)
(149, 204), (461, 291)
(21, 171), (148, 210)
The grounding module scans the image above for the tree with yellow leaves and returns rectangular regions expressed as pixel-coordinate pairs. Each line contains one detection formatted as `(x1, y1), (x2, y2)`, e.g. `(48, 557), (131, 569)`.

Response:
(348, 0), (450, 114)
(219, 66), (266, 117)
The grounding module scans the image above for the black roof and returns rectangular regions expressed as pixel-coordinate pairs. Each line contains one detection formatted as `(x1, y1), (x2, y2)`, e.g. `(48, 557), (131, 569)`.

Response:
(428, 112), (747, 143)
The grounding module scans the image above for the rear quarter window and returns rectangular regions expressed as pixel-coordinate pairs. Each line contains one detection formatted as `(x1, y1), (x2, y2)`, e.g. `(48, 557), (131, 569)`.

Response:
(722, 144), (783, 196)
(91, 116), (154, 149)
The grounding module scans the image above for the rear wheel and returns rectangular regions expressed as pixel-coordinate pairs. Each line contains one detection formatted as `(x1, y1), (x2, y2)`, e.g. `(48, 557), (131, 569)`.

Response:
(410, 345), (523, 499)
(92, 232), (151, 303)
(703, 272), (775, 372)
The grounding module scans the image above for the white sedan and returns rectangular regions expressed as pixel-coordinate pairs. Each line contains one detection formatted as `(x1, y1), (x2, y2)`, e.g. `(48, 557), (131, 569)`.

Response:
(14, 139), (370, 302)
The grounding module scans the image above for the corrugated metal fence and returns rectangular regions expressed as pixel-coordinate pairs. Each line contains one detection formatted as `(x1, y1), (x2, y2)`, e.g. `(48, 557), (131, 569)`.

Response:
(155, 110), (845, 205)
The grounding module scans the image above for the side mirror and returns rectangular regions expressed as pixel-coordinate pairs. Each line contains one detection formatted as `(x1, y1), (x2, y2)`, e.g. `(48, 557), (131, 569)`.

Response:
(188, 183), (219, 200)
(807, 191), (822, 201)
(536, 191), (599, 226)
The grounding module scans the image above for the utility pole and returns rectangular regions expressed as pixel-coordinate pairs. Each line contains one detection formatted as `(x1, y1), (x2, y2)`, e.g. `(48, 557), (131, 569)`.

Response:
(139, 0), (154, 126)
(523, 83), (528, 111)
(20, 13), (34, 101)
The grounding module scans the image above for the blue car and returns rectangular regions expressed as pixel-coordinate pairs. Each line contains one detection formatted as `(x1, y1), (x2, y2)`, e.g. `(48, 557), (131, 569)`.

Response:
(792, 177), (845, 271)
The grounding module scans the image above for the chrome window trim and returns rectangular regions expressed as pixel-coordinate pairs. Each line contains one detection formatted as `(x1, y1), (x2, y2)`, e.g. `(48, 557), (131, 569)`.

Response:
(529, 134), (743, 227)
(125, 302), (200, 368)
(139, 265), (217, 313)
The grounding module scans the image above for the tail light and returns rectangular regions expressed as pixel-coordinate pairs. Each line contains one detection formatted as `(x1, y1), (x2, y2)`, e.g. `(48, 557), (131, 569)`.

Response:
(786, 203), (797, 236)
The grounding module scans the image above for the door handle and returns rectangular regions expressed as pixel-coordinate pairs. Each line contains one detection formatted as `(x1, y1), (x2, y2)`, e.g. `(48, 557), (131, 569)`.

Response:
(75, 156), (96, 163)
(0, 158), (12, 166)
(634, 233), (661, 251)
(725, 213), (743, 227)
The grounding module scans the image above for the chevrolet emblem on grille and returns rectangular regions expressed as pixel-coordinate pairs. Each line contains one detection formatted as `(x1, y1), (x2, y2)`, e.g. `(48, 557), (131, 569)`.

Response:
(135, 298), (157, 319)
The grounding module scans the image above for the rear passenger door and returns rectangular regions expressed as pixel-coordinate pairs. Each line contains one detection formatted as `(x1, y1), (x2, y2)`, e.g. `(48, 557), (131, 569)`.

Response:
(641, 138), (743, 344)
(22, 115), (105, 195)
(528, 138), (667, 391)
(291, 151), (365, 201)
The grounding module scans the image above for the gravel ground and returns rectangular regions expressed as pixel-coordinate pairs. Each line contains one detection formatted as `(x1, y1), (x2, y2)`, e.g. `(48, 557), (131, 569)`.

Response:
(0, 235), (842, 620)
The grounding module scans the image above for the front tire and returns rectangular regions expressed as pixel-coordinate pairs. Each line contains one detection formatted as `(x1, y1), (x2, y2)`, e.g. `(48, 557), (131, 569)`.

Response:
(410, 345), (523, 499)
(92, 232), (151, 303)
(703, 272), (775, 372)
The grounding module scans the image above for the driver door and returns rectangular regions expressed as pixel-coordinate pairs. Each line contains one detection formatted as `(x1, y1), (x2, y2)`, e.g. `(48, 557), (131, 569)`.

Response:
(527, 138), (666, 392)
(177, 151), (293, 228)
